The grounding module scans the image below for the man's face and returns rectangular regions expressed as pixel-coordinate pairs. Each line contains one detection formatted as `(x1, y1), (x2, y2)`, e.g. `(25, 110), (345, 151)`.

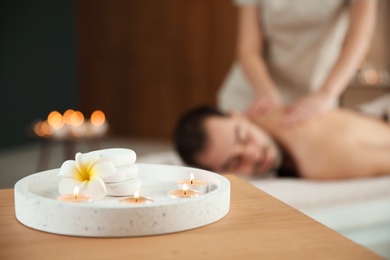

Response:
(196, 114), (282, 176)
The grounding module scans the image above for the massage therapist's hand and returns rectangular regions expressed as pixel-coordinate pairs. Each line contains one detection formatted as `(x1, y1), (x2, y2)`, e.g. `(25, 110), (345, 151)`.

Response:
(246, 92), (281, 119)
(283, 92), (336, 127)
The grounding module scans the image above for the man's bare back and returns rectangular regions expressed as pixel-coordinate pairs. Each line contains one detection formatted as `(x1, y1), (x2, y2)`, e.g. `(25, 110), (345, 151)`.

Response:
(254, 109), (390, 179)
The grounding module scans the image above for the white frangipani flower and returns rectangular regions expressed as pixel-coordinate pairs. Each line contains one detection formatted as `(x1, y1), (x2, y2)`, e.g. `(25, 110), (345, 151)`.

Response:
(58, 152), (116, 199)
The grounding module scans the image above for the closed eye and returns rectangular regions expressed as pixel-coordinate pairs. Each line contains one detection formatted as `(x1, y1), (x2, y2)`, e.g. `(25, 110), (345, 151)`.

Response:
(229, 125), (254, 171)
(220, 125), (244, 171)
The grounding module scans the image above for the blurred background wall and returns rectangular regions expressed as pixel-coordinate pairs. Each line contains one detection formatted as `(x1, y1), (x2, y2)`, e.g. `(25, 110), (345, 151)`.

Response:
(77, 0), (237, 139)
(0, 0), (78, 149)
(1, 0), (389, 151)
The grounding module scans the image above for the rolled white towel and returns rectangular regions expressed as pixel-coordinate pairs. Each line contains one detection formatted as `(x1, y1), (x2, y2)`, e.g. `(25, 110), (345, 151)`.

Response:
(106, 177), (142, 196)
(89, 148), (137, 167)
(104, 164), (139, 183)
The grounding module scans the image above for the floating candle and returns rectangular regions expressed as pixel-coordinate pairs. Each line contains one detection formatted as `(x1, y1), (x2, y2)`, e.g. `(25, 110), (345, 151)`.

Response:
(177, 173), (208, 194)
(169, 183), (200, 198)
(57, 186), (92, 202)
(121, 191), (153, 204)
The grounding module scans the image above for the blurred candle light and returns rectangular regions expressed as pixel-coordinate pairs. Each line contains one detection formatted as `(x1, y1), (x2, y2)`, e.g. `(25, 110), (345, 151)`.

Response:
(70, 111), (84, 127)
(89, 110), (108, 137)
(47, 111), (64, 129)
(32, 109), (108, 140)
(33, 120), (53, 137)
(70, 111), (86, 137)
(34, 121), (44, 137)
(358, 68), (380, 85)
(91, 110), (105, 126)
(363, 69), (380, 85)
(41, 120), (53, 137)
(63, 109), (75, 125)
(47, 111), (67, 139)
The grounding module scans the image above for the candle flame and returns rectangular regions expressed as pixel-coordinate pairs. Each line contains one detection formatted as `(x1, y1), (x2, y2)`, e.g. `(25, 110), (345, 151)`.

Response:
(35, 120), (53, 137)
(63, 109), (75, 125)
(362, 69), (380, 85)
(91, 110), (106, 126)
(183, 183), (188, 195)
(73, 186), (79, 200)
(47, 111), (64, 129)
(70, 111), (84, 127)
(134, 191), (139, 202)
(190, 173), (194, 184)
(42, 121), (53, 135)
(34, 122), (42, 136)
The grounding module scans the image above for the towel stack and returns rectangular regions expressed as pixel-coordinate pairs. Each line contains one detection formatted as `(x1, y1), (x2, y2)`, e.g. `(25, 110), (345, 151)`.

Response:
(90, 148), (141, 196)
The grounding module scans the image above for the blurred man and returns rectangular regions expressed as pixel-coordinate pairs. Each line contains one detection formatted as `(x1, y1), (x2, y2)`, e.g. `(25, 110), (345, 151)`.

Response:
(174, 106), (390, 180)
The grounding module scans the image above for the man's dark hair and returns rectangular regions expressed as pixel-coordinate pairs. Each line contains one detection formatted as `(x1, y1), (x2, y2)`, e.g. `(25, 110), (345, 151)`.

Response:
(173, 105), (226, 169)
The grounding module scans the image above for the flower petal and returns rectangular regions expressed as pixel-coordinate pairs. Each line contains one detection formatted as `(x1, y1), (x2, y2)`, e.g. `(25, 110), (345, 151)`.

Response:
(58, 160), (78, 177)
(90, 158), (116, 179)
(58, 177), (82, 195)
(75, 152), (99, 171)
(82, 177), (107, 199)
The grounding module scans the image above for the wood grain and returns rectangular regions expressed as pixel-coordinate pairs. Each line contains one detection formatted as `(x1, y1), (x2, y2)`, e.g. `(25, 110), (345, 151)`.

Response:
(77, 0), (237, 139)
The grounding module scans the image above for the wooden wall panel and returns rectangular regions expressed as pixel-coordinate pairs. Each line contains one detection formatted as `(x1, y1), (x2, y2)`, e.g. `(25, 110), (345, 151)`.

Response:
(77, 0), (237, 139)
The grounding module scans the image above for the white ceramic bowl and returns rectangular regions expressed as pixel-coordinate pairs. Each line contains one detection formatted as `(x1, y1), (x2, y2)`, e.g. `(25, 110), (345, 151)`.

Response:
(14, 163), (230, 237)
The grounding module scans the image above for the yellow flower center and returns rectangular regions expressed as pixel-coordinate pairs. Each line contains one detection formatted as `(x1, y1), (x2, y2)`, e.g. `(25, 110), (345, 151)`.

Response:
(77, 164), (95, 181)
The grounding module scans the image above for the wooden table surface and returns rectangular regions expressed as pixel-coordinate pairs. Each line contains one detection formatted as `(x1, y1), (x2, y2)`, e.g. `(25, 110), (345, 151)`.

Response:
(0, 175), (379, 260)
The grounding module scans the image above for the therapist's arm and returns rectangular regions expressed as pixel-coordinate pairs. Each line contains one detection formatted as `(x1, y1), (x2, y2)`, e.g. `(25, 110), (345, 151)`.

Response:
(284, 0), (377, 127)
(319, 0), (377, 100)
(237, 6), (281, 116)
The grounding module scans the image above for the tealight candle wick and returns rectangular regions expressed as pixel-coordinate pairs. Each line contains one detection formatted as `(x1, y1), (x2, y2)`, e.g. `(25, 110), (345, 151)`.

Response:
(168, 182), (200, 198)
(57, 185), (92, 202)
(134, 191), (140, 203)
(183, 183), (189, 196)
(74, 186), (80, 200)
(120, 191), (153, 204)
(176, 173), (208, 194)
